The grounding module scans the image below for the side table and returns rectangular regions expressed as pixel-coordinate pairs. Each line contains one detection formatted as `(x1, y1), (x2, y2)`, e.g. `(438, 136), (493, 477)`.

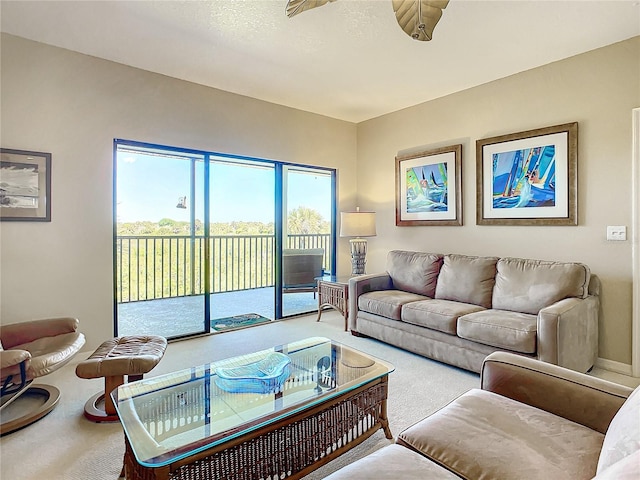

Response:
(316, 276), (350, 331)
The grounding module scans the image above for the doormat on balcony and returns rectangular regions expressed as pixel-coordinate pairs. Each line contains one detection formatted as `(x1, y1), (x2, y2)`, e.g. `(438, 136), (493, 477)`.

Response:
(212, 313), (271, 332)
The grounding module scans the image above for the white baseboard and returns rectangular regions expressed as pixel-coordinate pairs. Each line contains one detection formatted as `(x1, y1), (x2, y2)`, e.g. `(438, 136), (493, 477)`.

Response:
(595, 357), (633, 376)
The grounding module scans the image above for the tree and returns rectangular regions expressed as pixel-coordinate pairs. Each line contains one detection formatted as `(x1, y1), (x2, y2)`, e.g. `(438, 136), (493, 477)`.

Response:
(117, 207), (329, 237)
(287, 206), (329, 234)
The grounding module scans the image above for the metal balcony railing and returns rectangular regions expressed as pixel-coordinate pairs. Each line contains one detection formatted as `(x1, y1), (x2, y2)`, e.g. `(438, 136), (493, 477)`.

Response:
(116, 234), (331, 303)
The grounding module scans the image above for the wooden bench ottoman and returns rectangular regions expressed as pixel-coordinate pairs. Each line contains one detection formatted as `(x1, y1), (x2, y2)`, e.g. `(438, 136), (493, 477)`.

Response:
(75, 335), (167, 422)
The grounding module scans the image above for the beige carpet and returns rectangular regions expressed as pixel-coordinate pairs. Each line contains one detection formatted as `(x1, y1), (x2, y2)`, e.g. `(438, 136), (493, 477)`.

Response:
(0, 312), (498, 478)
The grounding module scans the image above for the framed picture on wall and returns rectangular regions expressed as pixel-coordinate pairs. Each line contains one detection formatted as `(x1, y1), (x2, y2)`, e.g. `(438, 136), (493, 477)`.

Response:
(476, 122), (577, 226)
(0, 148), (52, 222)
(396, 144), (462, 226)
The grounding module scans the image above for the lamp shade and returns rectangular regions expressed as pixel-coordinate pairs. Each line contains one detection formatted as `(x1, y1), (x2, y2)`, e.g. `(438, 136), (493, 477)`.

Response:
(340, 211), (376, 238)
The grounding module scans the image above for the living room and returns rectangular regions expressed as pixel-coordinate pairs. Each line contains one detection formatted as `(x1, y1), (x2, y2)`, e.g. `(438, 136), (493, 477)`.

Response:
(1, 1), (639, 479)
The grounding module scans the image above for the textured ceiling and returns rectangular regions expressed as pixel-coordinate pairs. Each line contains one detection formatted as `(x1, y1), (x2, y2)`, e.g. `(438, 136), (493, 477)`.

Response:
(1, 0), (639, 123)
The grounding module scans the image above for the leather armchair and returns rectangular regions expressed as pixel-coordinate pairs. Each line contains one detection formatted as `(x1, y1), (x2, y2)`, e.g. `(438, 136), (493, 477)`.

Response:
(0, 317), (85, 435)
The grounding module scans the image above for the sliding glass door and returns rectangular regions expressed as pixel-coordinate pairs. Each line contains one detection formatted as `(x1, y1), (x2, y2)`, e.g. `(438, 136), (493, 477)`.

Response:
(115, 146), (207, 338)
(209, 158), (276, 325)
(114, 140), (336, 340)
(282, 166), (335, 317)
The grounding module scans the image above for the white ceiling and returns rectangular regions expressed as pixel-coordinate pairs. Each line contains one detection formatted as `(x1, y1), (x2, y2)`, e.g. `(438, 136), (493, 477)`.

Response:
(1, 0), (639, 123)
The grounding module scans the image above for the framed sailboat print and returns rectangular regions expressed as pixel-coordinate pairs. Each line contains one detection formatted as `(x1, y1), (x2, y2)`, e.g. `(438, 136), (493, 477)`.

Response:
(476, 123), (577, 226)
(396, 144), (462, 226)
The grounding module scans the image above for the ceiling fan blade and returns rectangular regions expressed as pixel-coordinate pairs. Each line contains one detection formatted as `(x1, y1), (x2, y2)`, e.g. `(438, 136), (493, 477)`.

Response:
(286, 0), (338, 18)
(392, 0), (449, 41)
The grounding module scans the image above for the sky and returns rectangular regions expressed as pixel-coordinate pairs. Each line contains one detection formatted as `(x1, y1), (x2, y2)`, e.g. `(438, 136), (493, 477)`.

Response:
(116, 150), (332, 224)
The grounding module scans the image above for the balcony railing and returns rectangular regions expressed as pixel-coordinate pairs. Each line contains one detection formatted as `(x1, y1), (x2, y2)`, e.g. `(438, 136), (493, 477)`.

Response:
(116, 234), (331, 303)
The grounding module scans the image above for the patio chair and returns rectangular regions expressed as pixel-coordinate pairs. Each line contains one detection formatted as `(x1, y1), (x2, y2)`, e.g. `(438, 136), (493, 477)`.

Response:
(0, 317), (85, 435)
(283, 248), (324, 294)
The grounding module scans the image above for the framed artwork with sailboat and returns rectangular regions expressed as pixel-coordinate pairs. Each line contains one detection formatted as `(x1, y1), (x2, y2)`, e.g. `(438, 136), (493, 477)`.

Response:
(396, 144), (462, 226)
(476, 122), (578, 226)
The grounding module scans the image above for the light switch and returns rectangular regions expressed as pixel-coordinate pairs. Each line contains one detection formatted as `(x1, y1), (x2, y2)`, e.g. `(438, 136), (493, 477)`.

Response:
(606, 226), (627, 241)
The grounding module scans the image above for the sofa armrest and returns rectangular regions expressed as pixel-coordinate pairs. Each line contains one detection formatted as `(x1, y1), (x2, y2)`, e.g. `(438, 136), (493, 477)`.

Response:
(481, 352), (633, 434)
(348, 273), (393, 331)
(0, 317), (80, 349)
(537, 294), (599, 372)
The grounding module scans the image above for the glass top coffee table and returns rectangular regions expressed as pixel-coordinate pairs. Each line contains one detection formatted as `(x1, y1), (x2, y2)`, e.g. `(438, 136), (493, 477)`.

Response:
(113, 336), (394, 480)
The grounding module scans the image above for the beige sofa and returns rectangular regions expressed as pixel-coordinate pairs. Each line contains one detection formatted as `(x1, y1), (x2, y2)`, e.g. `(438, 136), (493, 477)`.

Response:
(349, 250), (600, 373)
(326, 352), (639, 480)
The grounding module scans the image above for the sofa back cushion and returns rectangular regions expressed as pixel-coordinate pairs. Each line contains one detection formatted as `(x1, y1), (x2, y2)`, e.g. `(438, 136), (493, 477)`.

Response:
(596, 385), (640, 474)
(435, 254), (498, 308)
(492, 257), (591, 315)
(386, 250), (443, 298)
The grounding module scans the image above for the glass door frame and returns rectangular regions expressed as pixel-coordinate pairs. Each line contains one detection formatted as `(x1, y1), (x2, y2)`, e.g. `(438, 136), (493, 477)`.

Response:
(113, 139), (337, 339)
(278, 164), (337, 319)
(113, 140), (211, 340)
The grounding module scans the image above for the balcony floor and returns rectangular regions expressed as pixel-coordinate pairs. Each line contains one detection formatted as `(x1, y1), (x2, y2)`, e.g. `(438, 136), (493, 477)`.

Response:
(117, 287), (319, 338)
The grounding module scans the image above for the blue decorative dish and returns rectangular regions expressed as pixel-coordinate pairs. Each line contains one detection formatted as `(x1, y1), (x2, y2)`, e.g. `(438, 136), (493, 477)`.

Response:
(214, 352), (292, 394)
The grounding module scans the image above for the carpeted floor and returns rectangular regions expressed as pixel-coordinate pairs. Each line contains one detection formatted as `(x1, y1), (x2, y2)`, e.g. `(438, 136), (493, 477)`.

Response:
(2, 311), (634, 480)
(0, 312), (479, 480)
(0, 311), (480, 479)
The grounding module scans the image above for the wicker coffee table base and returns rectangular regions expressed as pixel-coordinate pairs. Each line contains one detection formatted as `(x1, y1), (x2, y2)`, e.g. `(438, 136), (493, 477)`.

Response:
(122, 376), (391, 480)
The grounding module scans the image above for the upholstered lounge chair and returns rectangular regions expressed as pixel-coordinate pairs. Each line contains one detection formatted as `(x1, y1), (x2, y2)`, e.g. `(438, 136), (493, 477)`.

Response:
(0, 317), (85, 435)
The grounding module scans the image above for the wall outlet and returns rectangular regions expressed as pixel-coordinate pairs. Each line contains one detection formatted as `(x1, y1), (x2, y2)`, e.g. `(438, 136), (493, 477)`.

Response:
(606, 226), (627, 241)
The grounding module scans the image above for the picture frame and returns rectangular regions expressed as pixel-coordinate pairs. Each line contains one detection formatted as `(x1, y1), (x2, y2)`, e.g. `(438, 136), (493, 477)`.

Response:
(476, 122), (577, 226)
(396, 144), (462, 226)
(0, 148), (52, 222)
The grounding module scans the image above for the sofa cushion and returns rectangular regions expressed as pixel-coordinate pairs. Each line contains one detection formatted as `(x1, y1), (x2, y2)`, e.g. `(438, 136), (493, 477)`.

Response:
(323, 444), (460, 480)
(387, 250), (443, 297)
(402, 299), (485, 335)
(398, 388), (604, 480)
(359, 290), (429, 321)
(596, 385), (640, 474)
(493, 257), (591, 315)
(457, 309), (537, 354)
(435, 254), (498, 308)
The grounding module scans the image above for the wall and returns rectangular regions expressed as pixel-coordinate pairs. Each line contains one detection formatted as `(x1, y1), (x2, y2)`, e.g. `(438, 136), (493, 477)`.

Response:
(357, 37), (640, 365)
(2, 33), (639, 366)
(0, 34), (358, 350)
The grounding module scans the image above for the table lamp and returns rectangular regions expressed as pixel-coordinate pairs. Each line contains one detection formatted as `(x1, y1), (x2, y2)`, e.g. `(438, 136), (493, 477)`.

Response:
(340, 207), (376, 275)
